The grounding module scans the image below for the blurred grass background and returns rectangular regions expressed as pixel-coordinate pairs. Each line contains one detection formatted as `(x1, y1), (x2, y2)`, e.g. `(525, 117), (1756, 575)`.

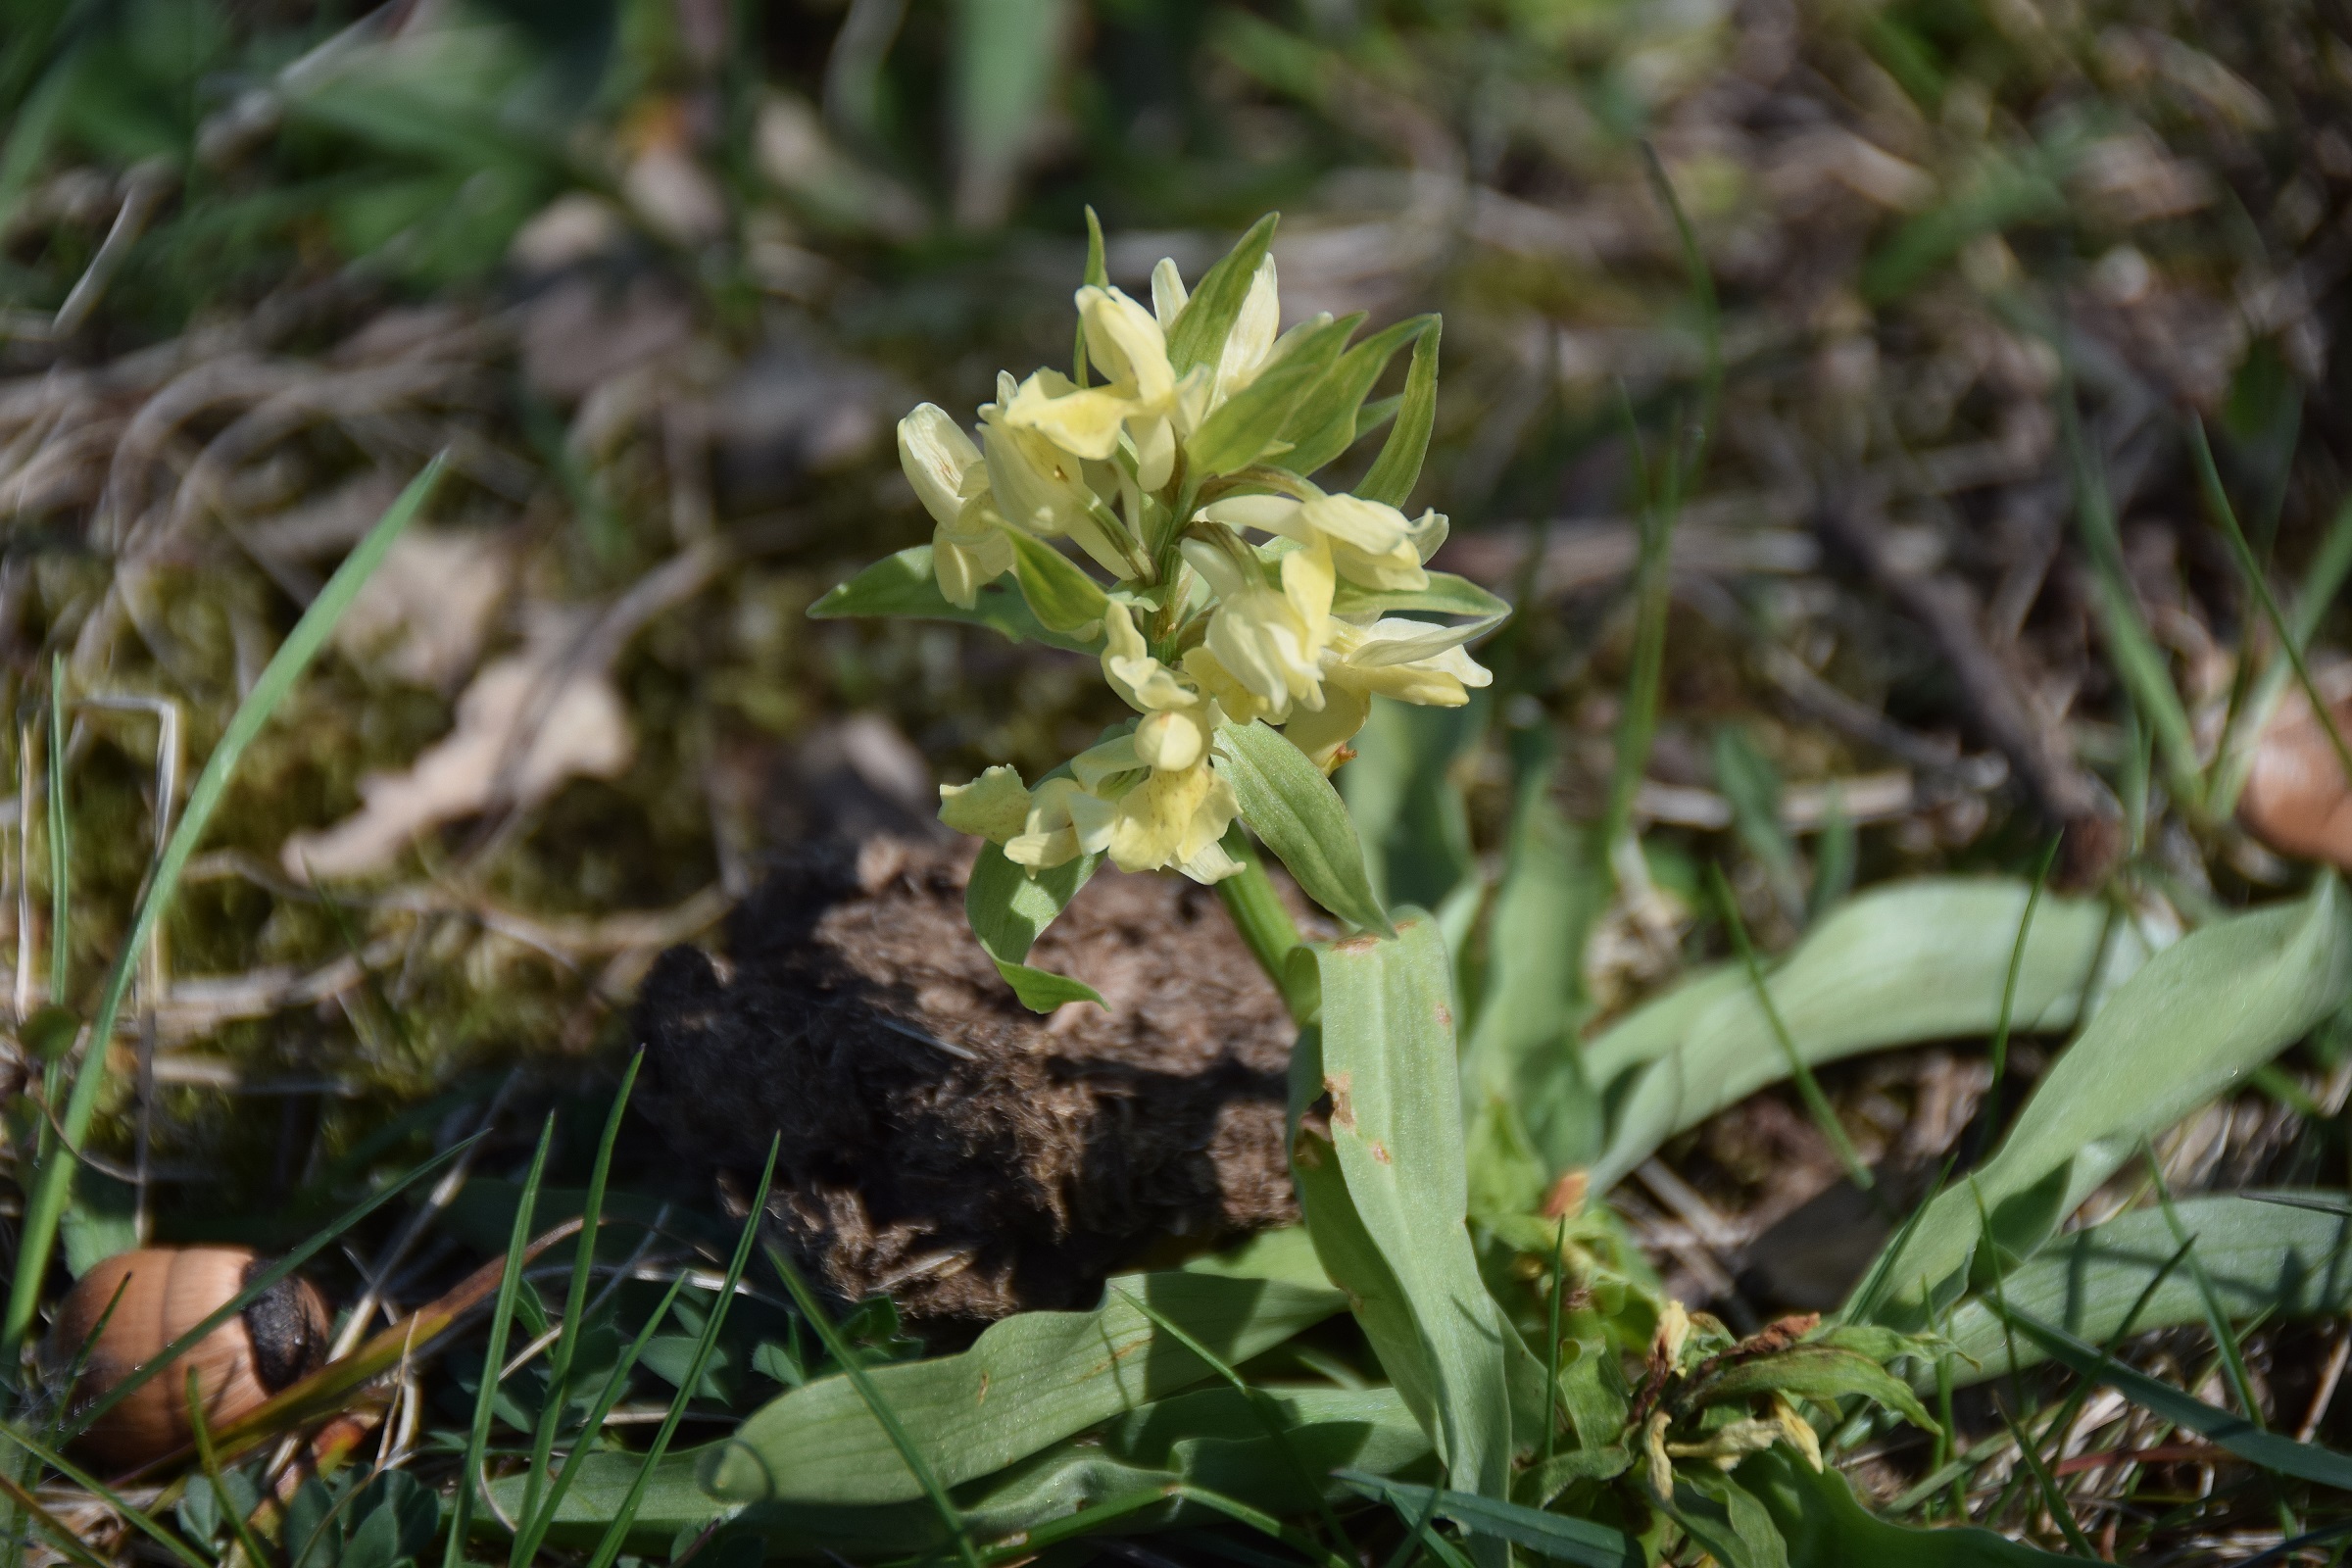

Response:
(0, 0), (2345, 1227)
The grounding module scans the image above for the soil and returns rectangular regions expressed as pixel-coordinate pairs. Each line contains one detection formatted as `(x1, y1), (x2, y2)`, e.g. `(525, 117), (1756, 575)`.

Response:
(633, 838), (1302, 1324)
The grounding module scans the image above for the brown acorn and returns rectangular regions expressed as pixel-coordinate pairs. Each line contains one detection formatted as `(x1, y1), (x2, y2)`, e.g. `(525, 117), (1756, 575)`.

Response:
(43, 1247), (332, 1470)
(2239, 678), (2352, 870)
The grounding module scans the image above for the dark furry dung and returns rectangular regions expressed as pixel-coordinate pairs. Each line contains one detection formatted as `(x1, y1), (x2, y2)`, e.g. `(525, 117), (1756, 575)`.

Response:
(633, 839), (1301, 1323)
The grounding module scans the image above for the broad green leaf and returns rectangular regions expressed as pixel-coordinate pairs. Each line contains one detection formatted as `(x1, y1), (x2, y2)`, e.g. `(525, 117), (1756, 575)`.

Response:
(1941, 1194), (2352, 1383)
(1740, 1449), (2076, 1566)
(701, 1269), (1346, 1505)
(1218, 720), (1391, 934)
(808, 546), (1097, 655)
(1357, 318), (1440, 509)
(1333, 573), (1511, 620)
(1165, 214), (1279, 376)
(2001, 1307), (2352, 1491)
(1334, 1471), (1641, 1568)
(964, 838), (1103, 1013)
(511, 1387), (1427, 1559)
(1277, 315), (1432, 477)
(1294, 918), (1515, 1520)
(1590, 878), (2148, 1193)
(1004, 530), (1110, 635)
(1689, 1346), (1935, 1431)
(1460, 742), (1603, 1188)
(1187, 314), (1357, 476)
(1863, 878), (2352, 1326)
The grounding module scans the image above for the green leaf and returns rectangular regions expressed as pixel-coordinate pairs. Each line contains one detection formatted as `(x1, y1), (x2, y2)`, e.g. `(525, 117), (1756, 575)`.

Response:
(1334, 1471), (1641, 1568)
(1590, 878), (2147, 1194)
(1670, 1471), (1788, 1568)
(2001, 1306), (2352, 1491)
(993, 959), (1103, 1010)
(1165, 214), (1280, 377)
(1344, 695), (1483, 915)
(1187, 314), (1357, 476)
(1276, 315), (1432, 478)
(1740, 1449), (2076, 1566)
(1689, 1345), (1936, 1432)
(1941, 1193), (2352, 1384)
(1863, 878), (2352, 1326)
(1075, 205), (1107, 382)
(1460, 741), (1603, 1184)
(1293, 919), (1515, 1516)
(1217, 720), (1391, 935)
(808, 546), (1098, 655)
(701, 1269), (1347, 1505)
(1357, 318), (1440, 509)
(964, 838), (1102, 1013)
(1333, 573), (1510, 620)
(1004, 529), (1111, 635)
(510, 1387), (1427, 1559)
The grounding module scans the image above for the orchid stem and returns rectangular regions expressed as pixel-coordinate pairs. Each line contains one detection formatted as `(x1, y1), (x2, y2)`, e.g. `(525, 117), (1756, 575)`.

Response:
(1214, 825), (1316, 1024)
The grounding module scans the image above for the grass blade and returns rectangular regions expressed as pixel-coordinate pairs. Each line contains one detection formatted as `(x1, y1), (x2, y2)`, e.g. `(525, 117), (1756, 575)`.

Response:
(1334, 1471), (1641, 1568)
(1598, 386), (1673, 874)
(186, 1368), (273, 1568)
(1709, 862), (1874, 1194)
(1976, 834), (2063, 1152)
(760, 1226), (984, 1568)
(1165, 1485), (1351, 1568)
(2002, 1307), (2352, 1490)
(4, 453), (447, 1355)
(511, 1267), (695, 1565)
(514, 1052), (643, 1562)
(2210, 496), (2352, 816)
(1112, 1285), (1355, 1553)
(2191, 417), (2352, 794)
(2057, 390), (2199, 807)
(445, 1111), (556, 1568)
(582, 1142), (778, 1568)
(0, 1424), (209, 1568)
(1994, 1403), (2097, 1558)
(45, 650), (67, 1011)
(2146, 1151), (2263, 1427)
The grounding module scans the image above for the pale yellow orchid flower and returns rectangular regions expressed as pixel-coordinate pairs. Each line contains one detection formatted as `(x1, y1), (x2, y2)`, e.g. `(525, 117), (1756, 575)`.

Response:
(899, 404), (1011, 609)
(1204, 491), (1441, 594)
(1007, 285), (1196, 489)
(1282, 615), (1495, 769)
(1180, 533), (1335, 716)
(980, 371), (1135, 577)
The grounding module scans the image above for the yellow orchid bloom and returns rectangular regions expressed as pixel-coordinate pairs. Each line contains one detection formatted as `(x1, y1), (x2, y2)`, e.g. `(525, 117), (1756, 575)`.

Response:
(1204, 491), (1442, 594)
(948, 727), (1225, 884)
(1007, 285), (1197, 489)
(1180, 533), (1335, 716)
(898, 403), (1011, 609)
(980, 371), (1136, 577)
(1282, 614), (1495, 769)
